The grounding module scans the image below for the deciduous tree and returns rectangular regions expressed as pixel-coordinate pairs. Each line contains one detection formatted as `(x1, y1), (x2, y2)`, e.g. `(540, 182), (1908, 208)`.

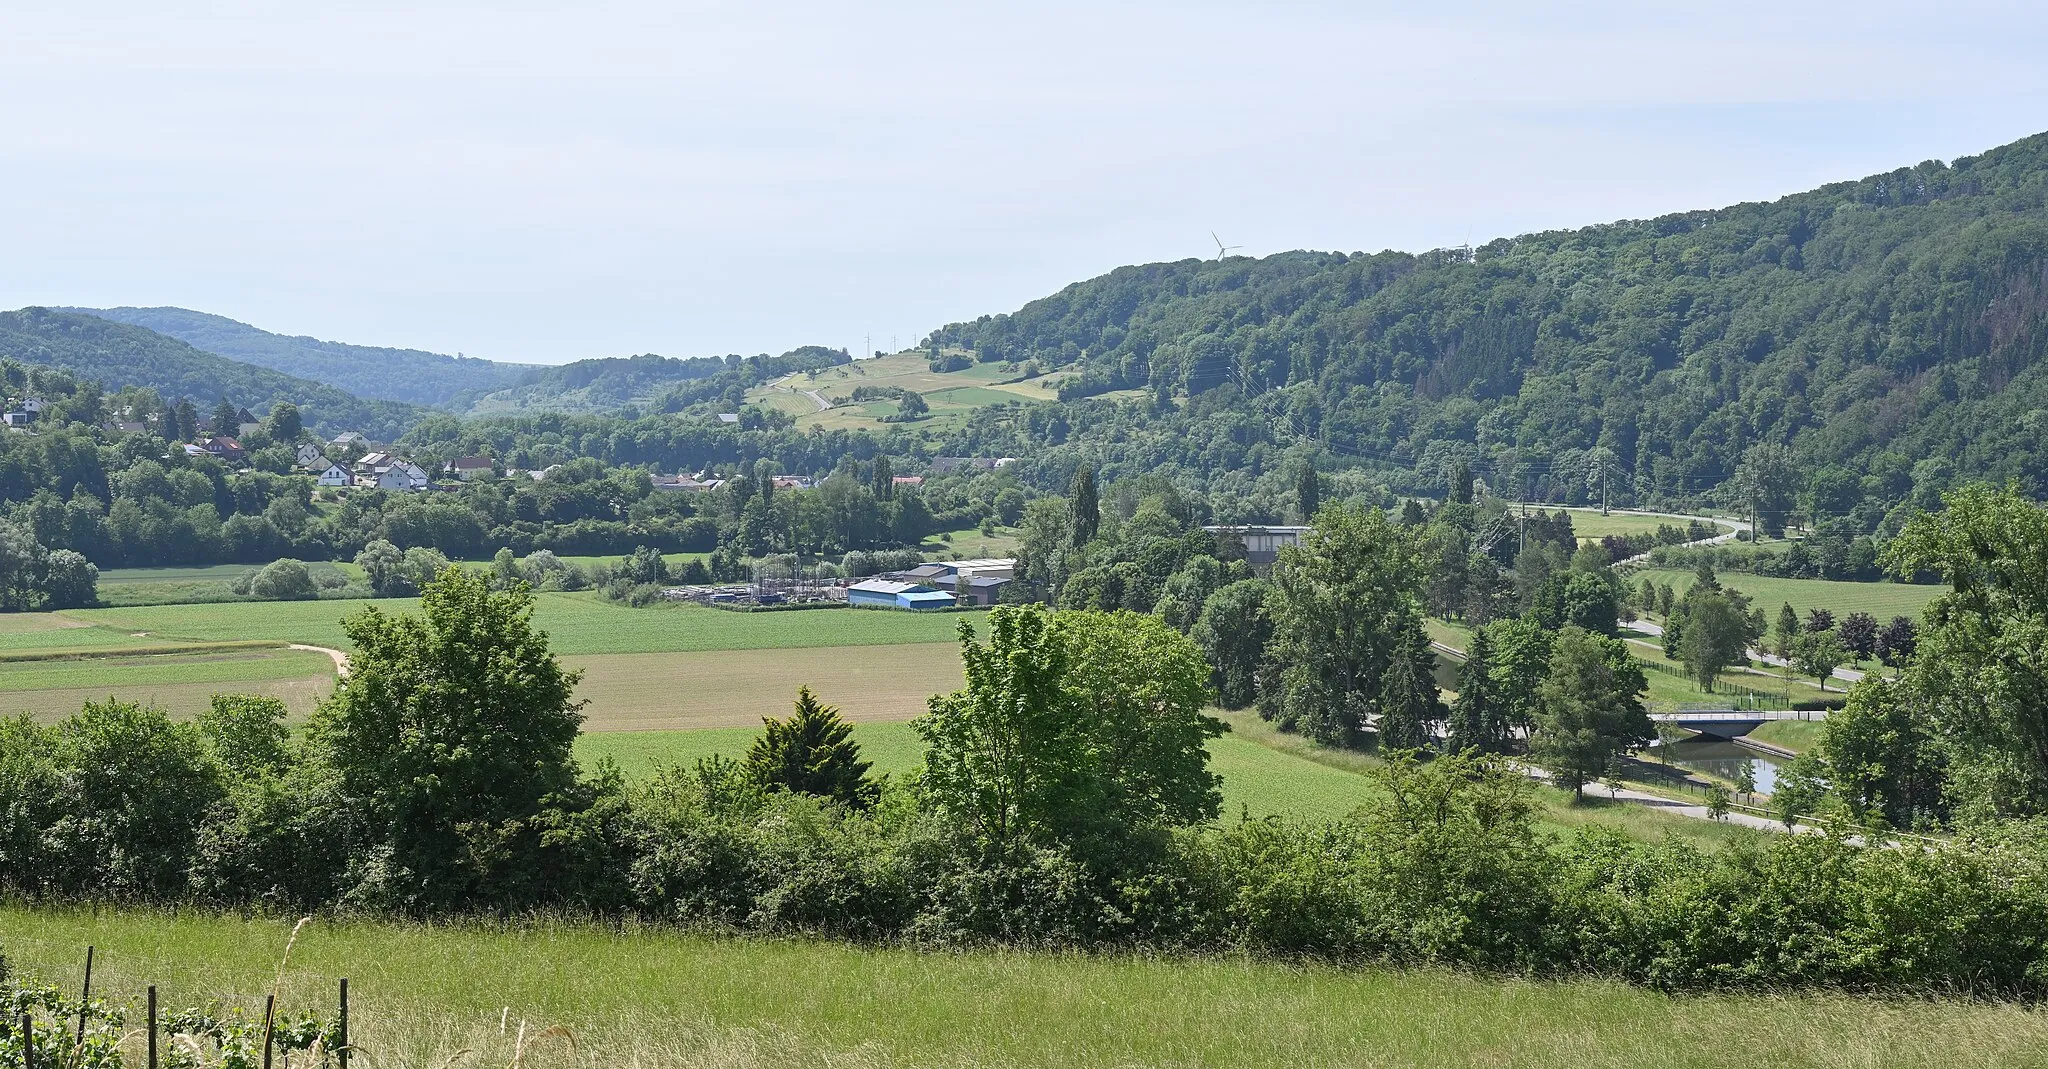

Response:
(1529, 627), (1651, 796)
(308, 567), (585, 907)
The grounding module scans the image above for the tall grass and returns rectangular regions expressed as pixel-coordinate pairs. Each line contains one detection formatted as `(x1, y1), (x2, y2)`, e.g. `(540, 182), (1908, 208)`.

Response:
(4, 907), (2042, 1068)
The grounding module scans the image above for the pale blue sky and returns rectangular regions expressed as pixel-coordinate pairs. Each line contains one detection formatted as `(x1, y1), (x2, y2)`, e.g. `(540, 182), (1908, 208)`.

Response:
(5, 2), (2047, 364)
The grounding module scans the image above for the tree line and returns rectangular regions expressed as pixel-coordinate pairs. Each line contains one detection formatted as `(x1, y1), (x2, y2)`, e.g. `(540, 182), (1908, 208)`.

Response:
(7, 570), (2048, 997)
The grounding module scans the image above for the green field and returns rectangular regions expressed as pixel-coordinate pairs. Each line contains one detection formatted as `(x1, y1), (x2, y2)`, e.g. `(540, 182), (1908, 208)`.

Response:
(1747, 718), (1826, 751)
(68, 595), (987, 656)
(0, 647), (333, 693)
(749, 351), (1074, 430)
(566, 643), (962, 731)
(8, 599), (981, 731)
(93, 560), (360, 606)
(1558, 509), (1736, 541)
(2, 646), (339, 722)
(1632, 568), (1941, 624)
(0, 614), (171, 654)
(5, 908), (2040, 1069)
(578, 711), (1758, 844)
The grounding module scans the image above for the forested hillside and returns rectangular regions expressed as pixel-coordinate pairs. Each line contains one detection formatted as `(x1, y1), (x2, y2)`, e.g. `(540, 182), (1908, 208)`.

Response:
(65, 306), (534, 408)
(930, 130), (2048, 525)
(464, 345), (853, 414)
(0, 308), (422, 438)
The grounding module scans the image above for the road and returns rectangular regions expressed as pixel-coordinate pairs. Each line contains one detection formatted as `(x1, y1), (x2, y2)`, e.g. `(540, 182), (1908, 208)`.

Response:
(1629, 616), (1865, 688)
(291, 643), (350, 678)
(770, 373), (833, 412)
(1582, 506), (1748, 567)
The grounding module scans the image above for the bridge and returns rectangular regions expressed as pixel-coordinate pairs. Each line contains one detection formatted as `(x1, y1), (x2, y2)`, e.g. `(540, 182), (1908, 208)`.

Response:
(1651, 710), (1826, 738)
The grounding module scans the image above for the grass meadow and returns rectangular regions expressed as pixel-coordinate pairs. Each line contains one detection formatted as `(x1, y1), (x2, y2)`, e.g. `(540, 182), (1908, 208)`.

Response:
(1556, 508), (1737, 542)
(1632, 567), (1940, 624)
(1747, 718), (1826, 752)
(564, 643), (963, 731)
(67, 595), (987, 655)
(6, 908), (2043, 1069)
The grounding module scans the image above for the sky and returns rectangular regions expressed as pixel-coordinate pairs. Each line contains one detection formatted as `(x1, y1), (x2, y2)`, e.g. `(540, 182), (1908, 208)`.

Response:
(5, 2), (2048, 365)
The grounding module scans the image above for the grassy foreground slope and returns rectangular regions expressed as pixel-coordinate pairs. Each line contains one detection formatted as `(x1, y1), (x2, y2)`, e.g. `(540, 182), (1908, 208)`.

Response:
(6, 908), (2042, 1069)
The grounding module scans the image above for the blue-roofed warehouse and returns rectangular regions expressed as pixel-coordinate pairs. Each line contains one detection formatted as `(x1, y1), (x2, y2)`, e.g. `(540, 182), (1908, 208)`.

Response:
(847, 578), (957, 610)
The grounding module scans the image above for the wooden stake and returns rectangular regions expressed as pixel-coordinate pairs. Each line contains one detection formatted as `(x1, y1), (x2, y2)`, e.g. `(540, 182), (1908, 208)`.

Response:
(77, 945), (94, 1047)
(21, 1013), (33, 1069)
(338, 978), (350, 1069)
(262, 994), (276, 1069)
(148, 986), (159, 1069)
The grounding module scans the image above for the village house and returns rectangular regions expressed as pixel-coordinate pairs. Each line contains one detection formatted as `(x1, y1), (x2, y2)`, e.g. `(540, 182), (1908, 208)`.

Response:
(315, 462), (353, 487)
(296, 442), (327, 467)
(372, 460), (431, 491)
(652, 474), (722, 492)
(201, 436), (246, 462)
(444, 456), (494, 480)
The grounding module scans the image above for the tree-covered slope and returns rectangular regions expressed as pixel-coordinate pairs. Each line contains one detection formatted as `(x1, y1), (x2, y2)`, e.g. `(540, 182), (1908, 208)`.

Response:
(465, 346), (853, 414)
(66, 306), (532, 408)
(928, 130), (2048, 519)
(0, 308), (424, 439)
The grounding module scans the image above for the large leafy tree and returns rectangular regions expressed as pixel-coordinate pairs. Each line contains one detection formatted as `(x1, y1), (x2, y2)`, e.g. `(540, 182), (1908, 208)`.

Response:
(1480, 615), (1553, 734)
(1264, 504), (1425, 747)
(1813, 679), (1945, 827)
(915, 605), (1222, 849)
(1885, 483), (2048, 815)
(1529, 627), (1651, 796)
(1678, 589), (1750, 691)
(745, 686), (876, 809)
(1192, 578), (1274, 709)
(308, 567), (584, 907)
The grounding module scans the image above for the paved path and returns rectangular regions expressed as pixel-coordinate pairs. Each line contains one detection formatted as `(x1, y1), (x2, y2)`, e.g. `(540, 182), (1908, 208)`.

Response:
(1630, 617), (1864, 688)
(1587, 507), (1748, 567)
(770, 373), (833, 411)
(291, 643), (350, 678)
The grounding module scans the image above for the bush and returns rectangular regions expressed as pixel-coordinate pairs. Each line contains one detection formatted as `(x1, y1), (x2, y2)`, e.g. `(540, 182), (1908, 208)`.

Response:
(248, 558), (319, 601)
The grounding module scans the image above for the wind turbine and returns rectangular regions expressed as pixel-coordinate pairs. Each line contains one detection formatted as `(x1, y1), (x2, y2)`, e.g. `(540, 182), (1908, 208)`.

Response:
(1211, 231), (1243, 260)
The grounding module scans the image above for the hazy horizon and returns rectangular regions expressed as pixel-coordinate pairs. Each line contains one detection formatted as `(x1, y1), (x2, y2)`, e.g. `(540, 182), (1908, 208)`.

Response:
(7, 2), (2048, 365)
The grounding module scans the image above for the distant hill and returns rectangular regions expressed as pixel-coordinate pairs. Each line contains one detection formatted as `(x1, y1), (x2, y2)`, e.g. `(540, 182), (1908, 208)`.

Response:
(927, 129), (2048, 508)
(466, 345), (852, 414)
(66, 306), (532, 408)
(0, 308), (424, 439)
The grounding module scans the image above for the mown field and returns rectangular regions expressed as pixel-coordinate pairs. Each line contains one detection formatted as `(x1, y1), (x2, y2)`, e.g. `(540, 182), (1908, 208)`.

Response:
(1632, 567), (1940, 624)
(6, 598), (980, 730)
(2, 646), (339, 722)
(566, 644), (962, 731)
(6, 907), (2042, 1069)
(67, 595), (987, 655)
(1556, 508), (1736, 542)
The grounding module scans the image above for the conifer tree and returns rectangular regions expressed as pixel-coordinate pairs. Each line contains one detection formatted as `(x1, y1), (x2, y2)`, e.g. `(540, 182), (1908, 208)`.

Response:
(1295, 461), (1321, 522)
(1069, 466), (1099, 546)
(1376, 617), (1444, 751)
(1446, 627), (1502, 753)
(745, 686), (876, 809)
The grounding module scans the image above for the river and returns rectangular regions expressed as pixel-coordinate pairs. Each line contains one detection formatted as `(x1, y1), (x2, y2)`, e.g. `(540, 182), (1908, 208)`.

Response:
(1663, 737), (1788, 794)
